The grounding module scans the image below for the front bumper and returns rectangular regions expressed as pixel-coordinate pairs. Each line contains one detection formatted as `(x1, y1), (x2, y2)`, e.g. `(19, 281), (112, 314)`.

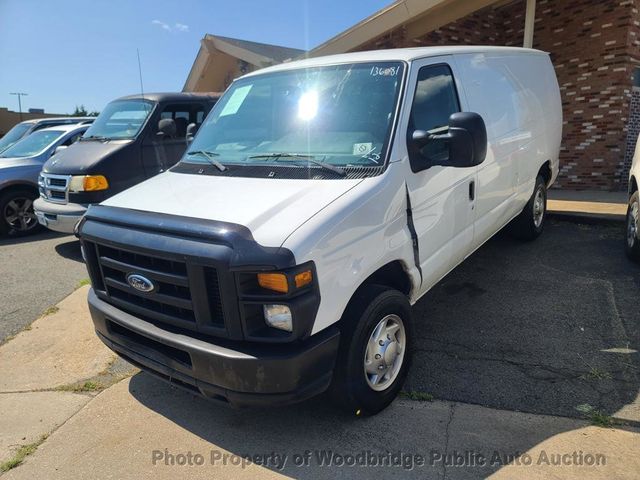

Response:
(34, 197), (87, 234)
(88, 289), (340, 407)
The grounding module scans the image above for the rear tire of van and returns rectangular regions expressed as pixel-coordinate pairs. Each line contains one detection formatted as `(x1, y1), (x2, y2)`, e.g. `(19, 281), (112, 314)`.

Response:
(625, 191), (640, 262)
(330, 284), (413, 416)
(510, 175), (547, 241)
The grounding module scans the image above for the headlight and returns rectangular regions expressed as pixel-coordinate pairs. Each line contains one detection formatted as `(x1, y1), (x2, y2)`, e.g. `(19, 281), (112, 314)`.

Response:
(69, 175), (109, 192)
(257, 269), (313, 294)
(263, 304), (292, 332)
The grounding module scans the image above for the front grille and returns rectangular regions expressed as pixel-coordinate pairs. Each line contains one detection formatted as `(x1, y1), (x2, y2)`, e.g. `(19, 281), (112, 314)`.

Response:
(86, 241), (227, 336)
(39, 173), (70, 204)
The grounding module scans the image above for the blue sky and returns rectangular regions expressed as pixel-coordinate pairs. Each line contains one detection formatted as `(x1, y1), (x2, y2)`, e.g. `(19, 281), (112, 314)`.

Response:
(0, 0), (390, 114)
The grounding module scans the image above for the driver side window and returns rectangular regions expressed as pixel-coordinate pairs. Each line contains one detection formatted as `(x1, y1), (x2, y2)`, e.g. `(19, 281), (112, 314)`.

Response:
(409, 64), (460, 164)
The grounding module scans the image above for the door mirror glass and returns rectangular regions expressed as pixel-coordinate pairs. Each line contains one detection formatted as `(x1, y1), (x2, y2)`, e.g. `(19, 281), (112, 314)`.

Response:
(186, 122), (198, 143)
(411, 112), (487, 169)
(156, 118), (176, 139)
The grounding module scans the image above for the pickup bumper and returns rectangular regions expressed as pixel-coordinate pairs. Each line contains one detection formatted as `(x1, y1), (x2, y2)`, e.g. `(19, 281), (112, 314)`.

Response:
(88, 289), (340, 407)
(34, 197), (87, 234)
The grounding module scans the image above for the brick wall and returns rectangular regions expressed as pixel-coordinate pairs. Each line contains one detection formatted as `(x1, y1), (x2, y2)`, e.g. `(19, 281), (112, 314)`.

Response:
(355, 0), (640, 190)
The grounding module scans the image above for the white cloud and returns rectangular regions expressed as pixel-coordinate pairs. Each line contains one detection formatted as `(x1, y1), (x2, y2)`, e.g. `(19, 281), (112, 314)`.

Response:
(151, 20), (189, 33)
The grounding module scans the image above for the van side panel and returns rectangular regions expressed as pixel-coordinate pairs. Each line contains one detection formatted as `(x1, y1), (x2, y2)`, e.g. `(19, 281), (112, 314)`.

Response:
(455, 52), (561, 249)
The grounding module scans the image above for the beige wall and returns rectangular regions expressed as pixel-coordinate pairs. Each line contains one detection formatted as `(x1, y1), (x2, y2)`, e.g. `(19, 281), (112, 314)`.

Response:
(0, 108), (69, 137)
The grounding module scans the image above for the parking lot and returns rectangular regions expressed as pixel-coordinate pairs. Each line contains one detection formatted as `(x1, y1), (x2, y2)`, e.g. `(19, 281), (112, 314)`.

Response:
(2, 217), (638, 420)
(1, 216), (638, 479)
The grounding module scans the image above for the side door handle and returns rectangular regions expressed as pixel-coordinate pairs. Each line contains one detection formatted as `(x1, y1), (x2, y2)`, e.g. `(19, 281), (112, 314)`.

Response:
(469, 180), (475, 201)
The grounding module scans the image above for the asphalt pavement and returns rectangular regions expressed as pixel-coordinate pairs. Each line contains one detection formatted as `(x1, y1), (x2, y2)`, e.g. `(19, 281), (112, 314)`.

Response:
(408, 218), (640, 420)
(0, 230), (87, 342)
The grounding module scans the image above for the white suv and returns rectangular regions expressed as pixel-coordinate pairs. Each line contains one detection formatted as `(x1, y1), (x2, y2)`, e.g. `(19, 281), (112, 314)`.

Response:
(77, 47), (562, 415)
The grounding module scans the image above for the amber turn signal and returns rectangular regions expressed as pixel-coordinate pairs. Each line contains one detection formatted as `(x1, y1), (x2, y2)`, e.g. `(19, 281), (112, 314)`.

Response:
(294, 270), (313, 288)
(257, 273), (289, 293)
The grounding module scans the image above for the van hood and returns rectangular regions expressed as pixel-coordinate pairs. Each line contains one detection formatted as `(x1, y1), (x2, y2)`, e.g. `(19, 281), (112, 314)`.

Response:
(42, 139), (132, 175)
(102, 171), (363, 247)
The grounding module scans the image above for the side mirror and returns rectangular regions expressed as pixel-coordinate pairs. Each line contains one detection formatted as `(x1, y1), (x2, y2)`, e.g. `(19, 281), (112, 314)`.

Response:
(411, 112), (487, 169)
(53, 145), (67, 155)
(186, 123), (198, 143)
(156, 118), (176, 139)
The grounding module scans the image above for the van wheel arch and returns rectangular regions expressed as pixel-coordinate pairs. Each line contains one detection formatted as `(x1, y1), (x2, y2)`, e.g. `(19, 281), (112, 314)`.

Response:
(338, 260), (413, 323)
(538, 160), (552, 188)
(630, 176), (638, 196)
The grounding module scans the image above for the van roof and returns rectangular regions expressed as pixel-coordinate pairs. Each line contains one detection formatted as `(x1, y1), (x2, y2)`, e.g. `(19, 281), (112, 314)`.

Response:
(243, 46), (548, 78)
(116, 92), (222, 103)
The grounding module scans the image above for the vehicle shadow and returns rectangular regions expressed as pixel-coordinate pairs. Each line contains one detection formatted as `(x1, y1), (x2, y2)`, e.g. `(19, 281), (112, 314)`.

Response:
(0, 229), (66, 247)
(54, 238), (83, 262)
(126, 219), (639, 478)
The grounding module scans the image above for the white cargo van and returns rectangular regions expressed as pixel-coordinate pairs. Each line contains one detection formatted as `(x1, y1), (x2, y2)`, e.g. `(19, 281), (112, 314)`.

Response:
(78, 46), (562, 415)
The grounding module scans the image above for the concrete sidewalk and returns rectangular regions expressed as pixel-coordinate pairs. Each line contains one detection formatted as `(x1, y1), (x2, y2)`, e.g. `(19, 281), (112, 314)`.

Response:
(1, 285), (639, 479)
(548, 189), (628, 222)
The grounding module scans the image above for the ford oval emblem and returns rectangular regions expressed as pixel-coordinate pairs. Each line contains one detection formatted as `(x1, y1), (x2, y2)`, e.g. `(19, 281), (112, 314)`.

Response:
(126, 273), (155, 293)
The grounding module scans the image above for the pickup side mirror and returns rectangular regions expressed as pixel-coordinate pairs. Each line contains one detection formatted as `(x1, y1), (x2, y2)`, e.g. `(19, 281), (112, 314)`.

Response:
(53, 145), (67, 155)
(411, 112), (487, 170)
(156, 118), (176, 139)
(186, 123), (198, 143)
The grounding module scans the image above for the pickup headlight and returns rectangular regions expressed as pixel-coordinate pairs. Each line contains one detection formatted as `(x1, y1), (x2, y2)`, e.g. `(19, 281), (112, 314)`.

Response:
(69, 175), (109, 192)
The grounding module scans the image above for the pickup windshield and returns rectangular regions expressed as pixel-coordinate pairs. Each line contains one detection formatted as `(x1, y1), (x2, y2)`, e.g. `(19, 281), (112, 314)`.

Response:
(181, 62), (405, 171)
(0, 130), (63, 158)
(81, 99), (154, 140)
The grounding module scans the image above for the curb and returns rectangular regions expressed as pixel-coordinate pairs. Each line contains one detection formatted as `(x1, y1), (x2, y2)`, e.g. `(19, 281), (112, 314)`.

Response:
(548, 210), (626, 226)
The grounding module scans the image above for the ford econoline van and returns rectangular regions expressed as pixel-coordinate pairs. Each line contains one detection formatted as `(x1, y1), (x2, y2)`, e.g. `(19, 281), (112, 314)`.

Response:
(78, 47), (562, 415)
(34, 92), (219, 233)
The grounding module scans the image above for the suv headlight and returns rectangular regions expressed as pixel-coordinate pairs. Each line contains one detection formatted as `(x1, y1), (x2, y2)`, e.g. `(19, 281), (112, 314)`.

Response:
(69, 175), (109, 192)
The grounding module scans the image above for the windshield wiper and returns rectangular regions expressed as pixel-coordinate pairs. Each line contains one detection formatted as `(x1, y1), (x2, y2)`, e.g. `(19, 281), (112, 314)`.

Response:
(248, 153), (346, 177)
(80, 135), (110, 142)
(186, 150), (227, 172)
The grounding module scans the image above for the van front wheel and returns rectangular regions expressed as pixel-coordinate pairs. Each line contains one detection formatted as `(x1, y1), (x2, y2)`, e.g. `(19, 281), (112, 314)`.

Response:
(510, 175), (547, 241)
(330, 285), (413, 416)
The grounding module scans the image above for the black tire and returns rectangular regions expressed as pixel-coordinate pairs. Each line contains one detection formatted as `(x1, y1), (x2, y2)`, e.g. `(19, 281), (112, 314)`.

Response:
(510, 175), (547, 241)
(330, 284), (413, 416)
(0, 189), (42, 237)
(626, 191), (640, 262)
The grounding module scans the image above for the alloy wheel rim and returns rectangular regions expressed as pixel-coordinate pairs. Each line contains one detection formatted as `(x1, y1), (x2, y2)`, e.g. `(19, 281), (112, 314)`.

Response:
(364, 314), (406, 391)
(628, 201), (639, 248)
(4, 197), (37, 232)
(533, 187), (545, 228)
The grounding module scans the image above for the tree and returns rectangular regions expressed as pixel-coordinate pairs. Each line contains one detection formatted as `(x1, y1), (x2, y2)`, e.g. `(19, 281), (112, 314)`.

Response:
(72, 105), (88, 116)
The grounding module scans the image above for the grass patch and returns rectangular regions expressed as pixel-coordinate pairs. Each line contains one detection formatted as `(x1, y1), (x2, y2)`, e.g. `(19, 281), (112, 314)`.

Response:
(580, 367), (612, 381)
(0, 434), (48, 472)
(76, 278), (91, 289)
(400, 391), (434, 402)
(588, 410), (616, 428)
(41, 306), (59, 317)
(55, 380), (104, 393)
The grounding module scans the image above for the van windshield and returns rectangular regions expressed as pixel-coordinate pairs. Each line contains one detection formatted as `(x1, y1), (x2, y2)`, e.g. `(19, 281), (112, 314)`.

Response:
(81, 99), (154, 140)
(0, 130), (63, 158)
(182, 62), (405, 172)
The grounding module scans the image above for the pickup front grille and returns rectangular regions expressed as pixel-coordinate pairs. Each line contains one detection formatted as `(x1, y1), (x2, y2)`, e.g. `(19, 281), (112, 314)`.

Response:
(85, 241), (227, 335)
(39, 173), (70, 204)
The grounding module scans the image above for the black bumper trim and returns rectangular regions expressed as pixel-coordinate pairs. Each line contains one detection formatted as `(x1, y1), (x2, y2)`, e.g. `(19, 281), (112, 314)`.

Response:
(88, 289), (339, 407)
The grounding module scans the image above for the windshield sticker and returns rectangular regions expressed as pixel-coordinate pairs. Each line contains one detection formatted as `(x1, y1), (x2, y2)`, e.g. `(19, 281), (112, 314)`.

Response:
(219, 85), (252, 117)
(361, 146), (381, 164)
(353, 142), (373, 155)
(370, 65), (400, 77)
